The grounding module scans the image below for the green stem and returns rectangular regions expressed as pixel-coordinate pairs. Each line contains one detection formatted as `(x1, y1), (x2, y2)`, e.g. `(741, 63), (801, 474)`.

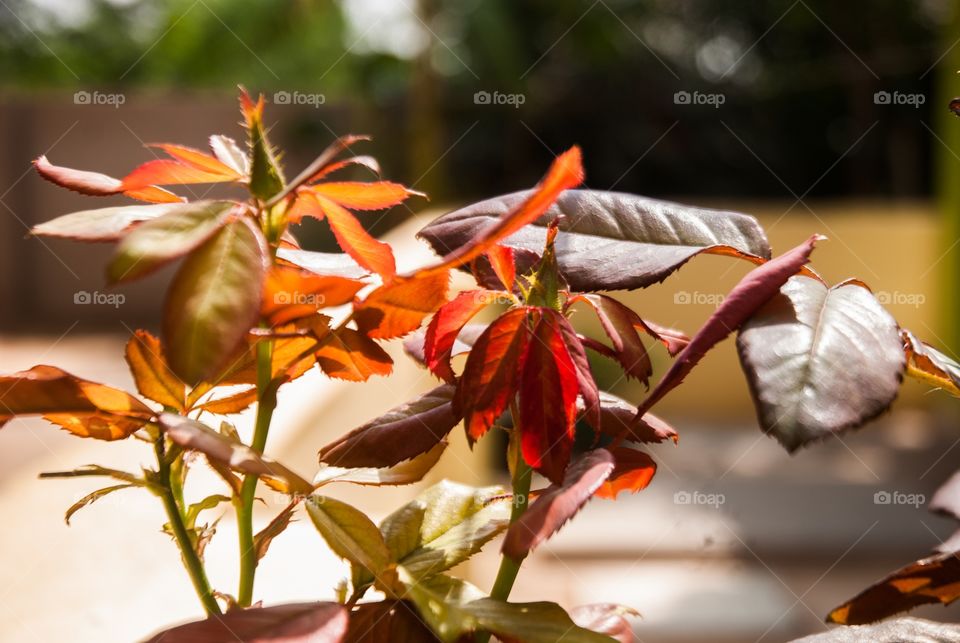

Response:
(236, 337), (276, 607)
(489, 456), (532, 601)
(155, 438), (221, 616)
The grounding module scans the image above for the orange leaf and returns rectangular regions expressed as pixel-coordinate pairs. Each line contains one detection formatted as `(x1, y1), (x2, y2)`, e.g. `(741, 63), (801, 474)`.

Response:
(33, 156), (183, 204)
(315, 328), (393, 382)
(121, 159), (241, 190)
(151, 143), (242, 178)
(125, 330), (187, 411)
(594, 447), (657, 499)
(314, 193), (396, 279)
(423, 290), (498, 382)
(485, 245), (516, 291)
(43, 413), (148, 441)
(215, 329), (322, 389)
(410, 146), (583, 277)
(286, 189), (325, 224)
(196, 387), (258, 415)
(0, 365), (153, 440)
(310, 181), (425, 210)
(456, 307), (535, 443)
(262, 265), (365, 326)
(354, 272), (450, 340)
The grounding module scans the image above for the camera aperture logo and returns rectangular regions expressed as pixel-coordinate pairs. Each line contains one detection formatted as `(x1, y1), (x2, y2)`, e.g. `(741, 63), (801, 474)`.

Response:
(73, 90), (126, 108)
(674, 90), (725, 108)
(273, 91), (326, 107)
(874, 490), (925, 508)
(474, 90), (526, 108)
(674, 490), (725, 508)
(74, 290), (125, 308)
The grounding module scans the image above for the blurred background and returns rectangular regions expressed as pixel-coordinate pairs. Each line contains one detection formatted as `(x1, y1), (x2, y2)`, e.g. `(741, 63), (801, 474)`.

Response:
(2, 0), (960, 641)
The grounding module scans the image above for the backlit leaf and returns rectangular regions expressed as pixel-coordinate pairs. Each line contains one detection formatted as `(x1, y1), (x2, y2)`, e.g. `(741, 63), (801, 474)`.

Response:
(33, 155), (183, 203)
(636, 235), (822, 420)
(64, 483), (136, 526)
(570, 294), (653, 384)
(306, 495), (391, 578)
(585, 392), (678, 444)
(593, 447), (656, 500)
(0, 365), (153, 439)
(404, 324), (486, 370)
(144, 602), (347, 643)
(151, 143), (242, 178)
(737, 275), (904, 452)
(313, 442), (446, 488)
(241, 89), (285, 199)
(163, 218), (268, 385)
(550, 309), (601, 432)
(254, 501), (299, 563)
(411, 146), (583, 278)
(208, 134), (250, 176)
(30, 203), (187, 241)
(262, 265), (364, 326)
(276, 247), (367, 279)
(120, 159), (240, 191)
(319, 384), (459, 468)
(423, 291), (498, 382)
(354, 272), (450, 340)
(485, 245), (516, 291)
(310, 181), (424, 210)
(419, 189), (772, 291)
(107, 200), (238, 283)
(196, 387), (257, 415)
(314, 328), (392, 382)
(902, 330), (960, 397)
(313, 193), (396, 279)
(570, 604), (638, 643)
(502, 449), (615, 559)
(124, 330), (186, 411)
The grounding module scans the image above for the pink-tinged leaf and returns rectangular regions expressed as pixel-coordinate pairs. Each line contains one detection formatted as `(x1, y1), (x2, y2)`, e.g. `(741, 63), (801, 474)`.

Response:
(313, 193), (396, 279)
(569, 294), (653, 384)
(33, 156), (183, 203)
(502, 448), (615, 559)
(636, 319), (689, 356)
(410, 146), (584, 277)
(319, 384), (459, 468)
(579, 392), (678, 444)
(163, 218), (268, 386)
(0, 365), (153, 440)
(594, 447), (656, 500)
(310, 181), (425, 211)
(548, 310), (601, 431)
(484, 245), (516, 292)
(30, 203), (188, 242)
(456, 308), (535, 443)
(208, 134), (250, 176)
(312, 155), (381, 181)
(423, 290), (498, 382)
(519, 311), (581, 484)
(570, 604), (638, 643)
(313, 442), (446, 487)
(343, 601), (440, 643)
(159, 413), (313, 494)
(144, 602), (347, 643)
(634, 235), (823, 421)
(354, 272), (450, 340)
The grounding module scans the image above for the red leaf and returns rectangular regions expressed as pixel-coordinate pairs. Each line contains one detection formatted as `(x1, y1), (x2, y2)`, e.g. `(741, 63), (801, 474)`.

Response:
(410, 146), (584, 277)
(310, 181), (425, 210)
(586, 392), (679, 444)
(318, 384), (459, 468)
(313, 193), (396, 279)
(570, 294), (653, 384)
(501, 448), (614, 559)
(519, 311), (581, 483)
(456, 307), (535, 443)
(353, 272), (450, 340)
(33, 156), (182, 203)
(423, 290), (498, 382)
(484, 245), (516, 291)
(144, 602), (347, 643)
(594, 447), (657, 499)
(636, 319), (689, 356)
(634, 234), (823, 420)
(548, 309), (601, 432)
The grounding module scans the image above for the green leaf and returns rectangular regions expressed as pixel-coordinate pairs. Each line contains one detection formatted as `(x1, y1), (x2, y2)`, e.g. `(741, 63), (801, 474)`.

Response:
(64, 483), (135, 525)
(162, 218), (267, 385)
(378, 481), (511, 581)
(30, 203), (185, 241)
(106, 200), (237, 283)
(184, 494), (231, 531)
(737, 277), (905, 452)
(405, 575), (616, 643)
(306, 495), (392, 582)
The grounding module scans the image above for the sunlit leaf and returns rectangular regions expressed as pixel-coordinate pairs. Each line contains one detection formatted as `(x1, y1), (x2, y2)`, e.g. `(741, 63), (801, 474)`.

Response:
(262, 265), (364, 326)
(196, 387), (257, 415)
(485, 245), (516, 291)
(585, 392), (678, 444)
(404, 324), (486, 370)
(125, 330), (186, 411)
(144, 602), (347, 643)
(120, 159), (240, 191)
(423, 291), (498, 382)
(570, 294), (653, 384)
(737, 275), (904, 452)
(276, 247), (368, 279)
(312, 193), (396, 279)
(306, 495), (392, 578)
(314, 442), (446, 488)
(208, 134), (250, 177)
(163, 218), (268, 385)
(64, 483), (136, 526)
(310, 181), (425, 211)
(319, 384), (459, 468)
(314, 328), (392, 382)
(241, 89), (285, 200)
(594, 447), (656, 500)
(419, 188), (772, 291)
(570, 604), (638, 643)
(30, 203), (187, 241)
(33, 155), (183, 203)
(254, 501), (299, 563)
(151, 143), (242, 179)
(107, 200), (238, 283)
(0, 365), (153, 439)
(502, 449), (615, 559)
(354, 272), (449, 340)
(902, 330), (960, 397)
